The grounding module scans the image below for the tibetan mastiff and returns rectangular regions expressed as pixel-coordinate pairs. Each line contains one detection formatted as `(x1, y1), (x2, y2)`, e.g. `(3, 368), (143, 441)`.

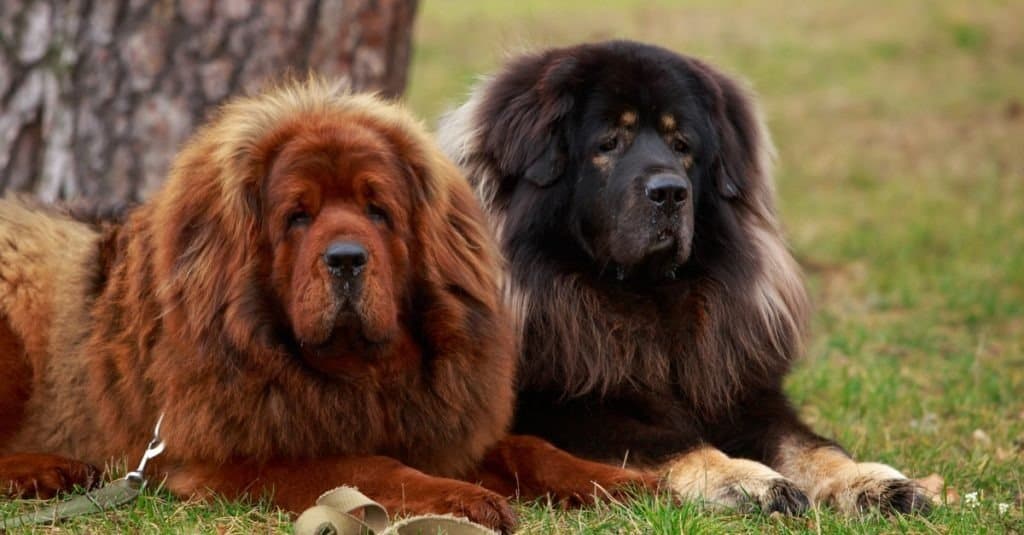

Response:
(439, 40), (929, 515)
(0, 79), (652, 532)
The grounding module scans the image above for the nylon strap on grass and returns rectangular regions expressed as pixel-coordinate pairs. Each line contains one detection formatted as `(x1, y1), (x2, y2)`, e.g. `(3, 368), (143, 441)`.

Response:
(293, 486), (497, 535)
(1, 477), (141, 530)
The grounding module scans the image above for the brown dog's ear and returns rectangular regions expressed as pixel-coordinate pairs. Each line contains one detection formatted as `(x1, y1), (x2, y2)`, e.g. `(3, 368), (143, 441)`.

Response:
(409, 152), (516, 420)
(480, 54), (579, 189)
(149, 128), (272, 352)
(693, 59), (774, 202)
(374, 93), (512, 364)
(414, 154), (509, 335)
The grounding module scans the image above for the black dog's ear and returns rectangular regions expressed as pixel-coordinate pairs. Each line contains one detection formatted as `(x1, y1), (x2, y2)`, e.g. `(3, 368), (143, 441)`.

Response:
(481, 53), (578, 189)
(692, 59), (772, 201)
(716, 160), (741, 199)
(523, 140), (565, 187)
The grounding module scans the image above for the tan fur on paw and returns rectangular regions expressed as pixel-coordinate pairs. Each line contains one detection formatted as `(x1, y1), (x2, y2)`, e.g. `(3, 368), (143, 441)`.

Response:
(817, 462), (931, 515)
(664, 447), (809, 514)
(776, 442), (931, 516)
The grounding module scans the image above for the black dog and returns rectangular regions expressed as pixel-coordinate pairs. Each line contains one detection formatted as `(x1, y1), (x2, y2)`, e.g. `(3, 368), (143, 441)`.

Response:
(439, 40), (929, 515)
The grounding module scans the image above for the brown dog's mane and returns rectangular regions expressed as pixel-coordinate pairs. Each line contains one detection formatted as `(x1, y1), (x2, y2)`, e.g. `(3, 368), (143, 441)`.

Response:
(439, 44), (809, 417)
(6, 79), (514, 478)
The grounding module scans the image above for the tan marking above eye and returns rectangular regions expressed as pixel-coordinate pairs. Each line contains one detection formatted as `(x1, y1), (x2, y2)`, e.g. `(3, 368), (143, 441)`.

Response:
(661, 114), (677, 132)
(619, 110), (637, 127)
(591, 153), (611, 171)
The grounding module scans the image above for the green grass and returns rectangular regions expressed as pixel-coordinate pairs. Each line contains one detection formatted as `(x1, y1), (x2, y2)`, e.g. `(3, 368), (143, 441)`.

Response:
(4, 0), (1024, 532)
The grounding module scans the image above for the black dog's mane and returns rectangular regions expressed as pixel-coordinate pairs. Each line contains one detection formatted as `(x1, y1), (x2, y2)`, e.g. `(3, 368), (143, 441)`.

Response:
(440, 40), (810, 419)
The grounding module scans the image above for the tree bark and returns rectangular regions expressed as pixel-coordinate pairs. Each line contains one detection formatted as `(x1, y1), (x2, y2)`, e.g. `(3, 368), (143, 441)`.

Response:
(0, 0), (418, 202)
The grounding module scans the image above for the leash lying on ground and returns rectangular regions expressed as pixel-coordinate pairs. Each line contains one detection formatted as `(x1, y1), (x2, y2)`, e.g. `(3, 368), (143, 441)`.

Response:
(2, 413), (496, 534)
(294, 486), (497, 535)
(1, 478), (145, 530)
(1, 414), (166, 530)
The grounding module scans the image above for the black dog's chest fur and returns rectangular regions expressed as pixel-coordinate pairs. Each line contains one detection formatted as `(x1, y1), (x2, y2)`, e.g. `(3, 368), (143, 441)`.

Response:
(512, 272), (772, 467)
(515, 387), (701, 467)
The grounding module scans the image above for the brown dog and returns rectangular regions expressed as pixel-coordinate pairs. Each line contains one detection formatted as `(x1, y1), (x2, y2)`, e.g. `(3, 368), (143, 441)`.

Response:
(0, 80), (653, 532)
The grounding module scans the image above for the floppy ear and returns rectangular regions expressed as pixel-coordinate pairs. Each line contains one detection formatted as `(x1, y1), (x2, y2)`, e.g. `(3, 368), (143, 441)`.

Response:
(390, 128), (511, 371)
(522, 141), (565, 187)
(693, 59), (774, 202)
(401, 151), (518, 458)
(480, 53), (579, 189)
(413, 154), (512, 355)
(149, 127), (274, 353)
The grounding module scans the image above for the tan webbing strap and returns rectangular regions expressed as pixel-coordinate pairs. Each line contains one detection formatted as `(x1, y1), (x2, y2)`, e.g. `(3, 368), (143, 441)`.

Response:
(313, 485), (390, 532)
(293, 486), (497, 535)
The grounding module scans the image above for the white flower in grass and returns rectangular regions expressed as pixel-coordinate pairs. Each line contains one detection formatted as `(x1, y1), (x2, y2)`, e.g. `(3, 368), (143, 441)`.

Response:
(964, 492), (979, 507)
(997, 502), (1010, 514)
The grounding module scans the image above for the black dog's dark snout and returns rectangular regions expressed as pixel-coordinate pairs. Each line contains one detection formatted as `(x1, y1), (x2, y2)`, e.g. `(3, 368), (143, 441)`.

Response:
(644, 174), (689, 207)
(323, 241), (368, 276)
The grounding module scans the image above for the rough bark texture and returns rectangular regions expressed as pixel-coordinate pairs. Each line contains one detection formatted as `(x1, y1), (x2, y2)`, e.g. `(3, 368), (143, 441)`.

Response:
(0, 0), (418, 202)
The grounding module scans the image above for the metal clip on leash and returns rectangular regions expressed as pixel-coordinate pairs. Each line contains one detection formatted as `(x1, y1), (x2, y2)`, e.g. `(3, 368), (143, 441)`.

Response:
(1, 413), (166, 530)
(125, 413), (166, 489)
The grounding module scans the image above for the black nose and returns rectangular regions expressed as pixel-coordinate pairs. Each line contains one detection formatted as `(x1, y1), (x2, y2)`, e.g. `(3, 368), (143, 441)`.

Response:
(323, 241), (368, 275)
(644, 174), (689, 207)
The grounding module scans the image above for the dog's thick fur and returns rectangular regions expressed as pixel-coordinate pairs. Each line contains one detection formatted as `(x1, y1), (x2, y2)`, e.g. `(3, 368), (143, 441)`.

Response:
(439, 40), (929, 515)
(0, 79), (653, 532)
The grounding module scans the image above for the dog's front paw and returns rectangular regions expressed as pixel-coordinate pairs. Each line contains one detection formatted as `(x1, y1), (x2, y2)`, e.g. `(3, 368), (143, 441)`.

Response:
(711, 464), (809, 515)
(819, 462), (931, 515)
(0, 453), (101, 499)
(859, 477), (932, 514)
(665, 449), (809, 515)
(416, 483), (517, 534)
(757, 477), (812, 515)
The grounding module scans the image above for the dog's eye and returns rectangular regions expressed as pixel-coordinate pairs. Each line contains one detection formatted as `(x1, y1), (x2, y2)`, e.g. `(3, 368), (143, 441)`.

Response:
(367, 204), (390, 226)
(287, 210), (311, 228)
(598, 136), (619, 153)
(672, 137), (690, 154)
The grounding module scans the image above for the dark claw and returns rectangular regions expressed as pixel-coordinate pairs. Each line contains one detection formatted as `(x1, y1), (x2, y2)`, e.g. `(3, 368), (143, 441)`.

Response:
(857, 479), (933, 516)
(764, 478), (811, 515)
(882, 480), (932, 515)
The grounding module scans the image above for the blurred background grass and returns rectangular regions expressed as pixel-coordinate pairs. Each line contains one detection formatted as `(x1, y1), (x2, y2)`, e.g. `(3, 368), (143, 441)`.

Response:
(407, 0), (1024, 532)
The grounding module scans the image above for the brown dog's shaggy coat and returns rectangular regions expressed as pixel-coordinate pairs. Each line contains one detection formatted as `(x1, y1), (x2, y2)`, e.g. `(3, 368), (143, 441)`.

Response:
(0, 79), (653, 532)
(439, 40), (929, 516)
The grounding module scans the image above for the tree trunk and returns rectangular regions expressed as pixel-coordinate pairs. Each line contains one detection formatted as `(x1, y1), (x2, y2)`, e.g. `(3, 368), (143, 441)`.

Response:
(0, 0), (418, 202)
